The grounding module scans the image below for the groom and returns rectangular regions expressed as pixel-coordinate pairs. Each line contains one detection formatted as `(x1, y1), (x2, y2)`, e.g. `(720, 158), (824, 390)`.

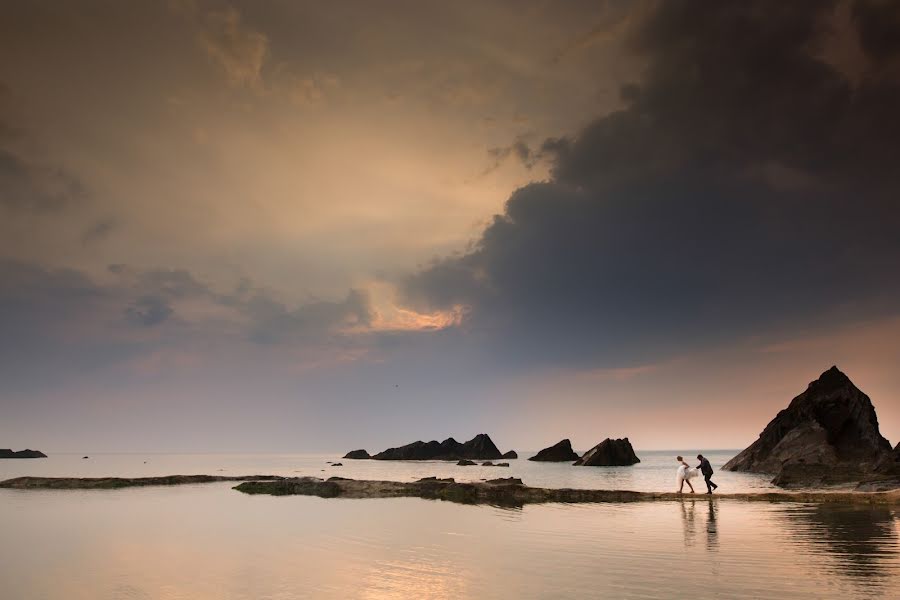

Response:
(697, 454), (718, 494)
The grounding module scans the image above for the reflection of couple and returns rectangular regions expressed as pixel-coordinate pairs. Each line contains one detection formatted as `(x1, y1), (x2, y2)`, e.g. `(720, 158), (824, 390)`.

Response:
(676, 454), (718, 494)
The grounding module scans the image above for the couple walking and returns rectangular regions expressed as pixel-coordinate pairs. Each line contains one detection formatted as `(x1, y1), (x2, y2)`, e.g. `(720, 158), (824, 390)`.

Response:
(676, 454), (718, 494)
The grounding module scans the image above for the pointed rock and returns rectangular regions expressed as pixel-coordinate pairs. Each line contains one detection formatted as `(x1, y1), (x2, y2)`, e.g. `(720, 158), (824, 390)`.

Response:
(724, 366), (892, 487)
(573, 438), (640, 466)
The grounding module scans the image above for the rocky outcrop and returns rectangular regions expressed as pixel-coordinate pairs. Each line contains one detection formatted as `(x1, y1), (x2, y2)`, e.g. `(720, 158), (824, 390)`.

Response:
(0, 475), (283, 489)
(528, 439), (579, 462)
(857, 442), (900, 491)
(234, 476), (900, 506)
(574, 438), (640, 466)
(0, 449), (47, 459)
(371, 434), (502, 461)
(723, 366), (893, 487)
(343, 449), (370, 459)
(457, 459), (476, 466)
(501, 450), (518, 459)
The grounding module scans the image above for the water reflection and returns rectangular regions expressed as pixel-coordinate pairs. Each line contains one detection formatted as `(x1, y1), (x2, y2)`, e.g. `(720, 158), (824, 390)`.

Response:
(705, 499), (719, 551)
(3, 486), (900, 600)
(679, 499), (718, 551)
(781, 504), (900, 582)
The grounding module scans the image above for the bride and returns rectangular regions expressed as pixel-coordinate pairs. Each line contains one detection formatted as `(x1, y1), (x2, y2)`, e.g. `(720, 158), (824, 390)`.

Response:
(676, 455), (699, 493)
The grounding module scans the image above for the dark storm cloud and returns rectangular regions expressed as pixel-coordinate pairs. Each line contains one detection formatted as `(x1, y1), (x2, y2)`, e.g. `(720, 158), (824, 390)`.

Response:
(403, 0), (900, 368)
(852, 0), (900, 63)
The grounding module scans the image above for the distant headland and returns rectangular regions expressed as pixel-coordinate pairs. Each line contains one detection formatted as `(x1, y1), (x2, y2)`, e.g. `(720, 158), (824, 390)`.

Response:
(0, 449), (46, 459)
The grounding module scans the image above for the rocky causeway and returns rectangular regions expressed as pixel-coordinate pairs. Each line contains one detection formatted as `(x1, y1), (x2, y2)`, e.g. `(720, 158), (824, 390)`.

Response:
(3, 474), (899, 506)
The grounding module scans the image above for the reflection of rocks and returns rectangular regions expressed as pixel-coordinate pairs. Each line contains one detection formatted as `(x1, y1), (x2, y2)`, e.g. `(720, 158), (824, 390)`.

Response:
(782, 504), (900, 581)
(574, 438), (640, 466)
(724, 366), (893, 487)
(372, 434), (502, 461)
(529, 439), (579, 462)
(342, 449), (370, 459)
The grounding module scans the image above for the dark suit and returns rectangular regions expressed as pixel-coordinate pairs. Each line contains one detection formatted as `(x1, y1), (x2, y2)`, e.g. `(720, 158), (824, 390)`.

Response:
(697, 457), (717, 493)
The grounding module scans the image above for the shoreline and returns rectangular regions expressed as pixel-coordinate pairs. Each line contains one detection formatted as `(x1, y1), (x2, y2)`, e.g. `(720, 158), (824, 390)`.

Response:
(3, 475), (899, 505)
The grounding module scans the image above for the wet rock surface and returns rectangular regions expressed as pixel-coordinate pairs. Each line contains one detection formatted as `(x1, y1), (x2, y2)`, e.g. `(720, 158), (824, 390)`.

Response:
(233, 476), (900, 507)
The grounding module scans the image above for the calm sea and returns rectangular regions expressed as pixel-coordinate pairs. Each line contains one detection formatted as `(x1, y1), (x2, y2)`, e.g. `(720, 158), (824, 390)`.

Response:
(2, 451), (898, 599)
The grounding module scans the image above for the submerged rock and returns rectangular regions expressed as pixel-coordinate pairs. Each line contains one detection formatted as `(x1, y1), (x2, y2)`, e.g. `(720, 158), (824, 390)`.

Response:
(331, 463), (343, 467)
(723, 366), (893, 487)
(528, 439), (579, 462)
(457, 459), (476, 466)
(372, 433), (502, 461)
(343, 449), (371, 459)
(573, 438), (640, 466)
(0, 449), (47, 459)
(501, 450), (518, 459)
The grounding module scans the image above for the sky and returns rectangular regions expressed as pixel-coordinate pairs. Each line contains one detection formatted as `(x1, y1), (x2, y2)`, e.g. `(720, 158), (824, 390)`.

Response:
(2, 0), (900, 454)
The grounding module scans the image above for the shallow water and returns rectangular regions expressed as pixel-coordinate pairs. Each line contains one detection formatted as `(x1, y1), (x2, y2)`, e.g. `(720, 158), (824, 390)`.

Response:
(1, 483), (898, 599)
(3, 453), (898, 599)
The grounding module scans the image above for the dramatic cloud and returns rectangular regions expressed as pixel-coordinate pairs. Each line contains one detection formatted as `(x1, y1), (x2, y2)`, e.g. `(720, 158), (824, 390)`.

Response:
(403, 0), (900, 369)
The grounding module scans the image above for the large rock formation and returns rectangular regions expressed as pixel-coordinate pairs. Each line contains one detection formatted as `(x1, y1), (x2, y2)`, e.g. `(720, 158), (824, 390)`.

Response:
(574, 438), (640, 466)
(372, 434), (502, 461)
(501, 450), (518, 459)
(723, 366), (893, 487)
(342, 449), (370, 459)
(528, 439), (579, 462)
(0, 449), (46, 459)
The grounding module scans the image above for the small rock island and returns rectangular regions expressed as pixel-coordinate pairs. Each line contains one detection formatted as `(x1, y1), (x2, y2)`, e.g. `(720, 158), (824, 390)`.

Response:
(529, 439), (579, 462)
(0, 449), (47, 459)
(343, 433), (505, 461)
(574, 438), (641, 466)
(342, 449), (371, 459)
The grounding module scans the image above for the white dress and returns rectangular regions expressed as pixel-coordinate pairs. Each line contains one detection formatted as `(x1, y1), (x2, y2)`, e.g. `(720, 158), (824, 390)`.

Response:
(676, 464), (699, 487)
